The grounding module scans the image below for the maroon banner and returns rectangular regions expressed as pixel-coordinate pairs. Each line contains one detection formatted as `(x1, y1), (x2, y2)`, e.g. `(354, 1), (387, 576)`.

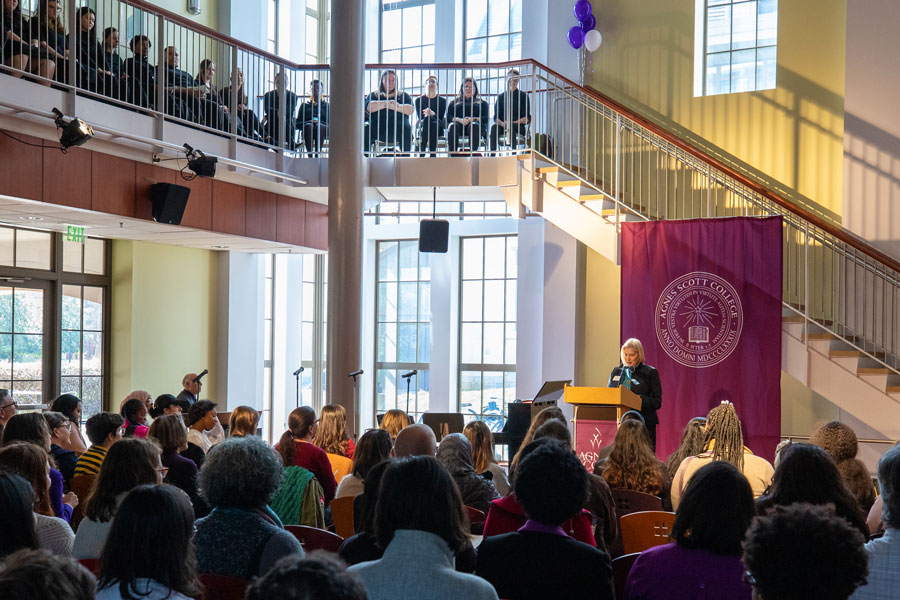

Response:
(621, 217), (782, 461)
(574, 419), (619, 471)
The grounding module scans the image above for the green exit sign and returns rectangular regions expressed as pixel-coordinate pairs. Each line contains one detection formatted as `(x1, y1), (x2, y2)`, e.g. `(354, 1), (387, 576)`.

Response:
(66, 225), (85, 243)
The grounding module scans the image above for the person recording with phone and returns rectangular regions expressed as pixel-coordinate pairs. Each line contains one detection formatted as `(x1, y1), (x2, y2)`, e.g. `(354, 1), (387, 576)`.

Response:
(607, 338), (662, 451)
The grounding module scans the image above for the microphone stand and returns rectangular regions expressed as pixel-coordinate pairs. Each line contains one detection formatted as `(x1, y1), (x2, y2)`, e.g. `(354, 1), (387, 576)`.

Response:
(293, 367), (304, 409)
(349, 370), (363, 439)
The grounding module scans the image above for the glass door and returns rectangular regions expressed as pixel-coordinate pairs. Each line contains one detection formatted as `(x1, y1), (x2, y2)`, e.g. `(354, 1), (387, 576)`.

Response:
(0, 283), (50, 409)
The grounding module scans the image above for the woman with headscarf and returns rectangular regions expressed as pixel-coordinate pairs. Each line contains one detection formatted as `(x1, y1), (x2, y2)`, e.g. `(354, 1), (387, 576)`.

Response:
(436, 433), (499, 516)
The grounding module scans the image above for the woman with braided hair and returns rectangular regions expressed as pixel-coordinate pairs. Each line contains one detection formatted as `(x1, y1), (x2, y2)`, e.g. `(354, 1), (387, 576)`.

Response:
(670, 401), (774, 509)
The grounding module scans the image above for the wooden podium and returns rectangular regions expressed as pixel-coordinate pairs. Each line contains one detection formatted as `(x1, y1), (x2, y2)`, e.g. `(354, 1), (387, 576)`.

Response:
(564, 385), (642, 469)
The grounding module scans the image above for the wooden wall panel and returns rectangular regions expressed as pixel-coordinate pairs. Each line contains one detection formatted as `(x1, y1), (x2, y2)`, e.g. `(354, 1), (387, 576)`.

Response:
(304, 201), (328, 250)
(43, 146), (91, 209)
(275, 195), (306, 246)
(0, 130), (43, 201)
(134, 163), (177, 221)
(245, 189), (277, 240)
(91, 155), (136, 217)
(178, 176), (212, 230)
(211, 181), (246, 236)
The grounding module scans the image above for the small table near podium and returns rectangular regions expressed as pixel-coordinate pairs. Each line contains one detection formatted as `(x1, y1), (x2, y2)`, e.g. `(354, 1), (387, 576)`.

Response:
(564, 384), (642, 470)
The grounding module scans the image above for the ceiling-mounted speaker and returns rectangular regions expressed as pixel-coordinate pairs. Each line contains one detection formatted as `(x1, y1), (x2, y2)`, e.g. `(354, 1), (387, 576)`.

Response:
(150, 183), (190, 225)
(418, 219), (449, 253)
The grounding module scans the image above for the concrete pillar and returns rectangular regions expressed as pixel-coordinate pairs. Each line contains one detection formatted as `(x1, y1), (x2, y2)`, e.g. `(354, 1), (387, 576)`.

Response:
(327, 0), (365, 435)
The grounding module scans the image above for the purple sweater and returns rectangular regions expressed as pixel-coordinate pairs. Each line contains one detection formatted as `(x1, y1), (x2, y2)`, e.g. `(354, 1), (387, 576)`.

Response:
(49, 467), (73, 523)
(624, 542), (751, 600)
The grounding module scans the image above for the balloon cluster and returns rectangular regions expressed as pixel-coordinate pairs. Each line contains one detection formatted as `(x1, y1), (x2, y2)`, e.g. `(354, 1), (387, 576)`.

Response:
(568, 0), (602, 52)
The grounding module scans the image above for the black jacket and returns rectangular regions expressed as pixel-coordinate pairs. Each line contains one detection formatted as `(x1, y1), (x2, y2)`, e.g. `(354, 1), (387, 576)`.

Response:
(607, 362), (662, 428)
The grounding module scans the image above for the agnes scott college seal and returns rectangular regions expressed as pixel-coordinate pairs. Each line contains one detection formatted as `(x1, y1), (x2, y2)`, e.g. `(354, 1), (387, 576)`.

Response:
(655, 271), (743, 368)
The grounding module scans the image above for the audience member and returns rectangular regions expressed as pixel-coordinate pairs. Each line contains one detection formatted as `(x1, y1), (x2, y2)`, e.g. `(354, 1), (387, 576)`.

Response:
(756, 442), (868, 537)
(508, 406), (565, 480)
(262, 72), (299, 148)
(119, 390), (152, 416)
(0, 548), (95, 599)
(102, 27), (141, 105)
(148, 393), (182, 419)
(671, 401), (773, 508)
(314, 403), (356, 461)
(489, 69), (531, 151)
(339, 460), (393, 565)
(185, 400), (218, 460)
(0, 472), (39, 561)
(74, 412), (124, 477)
(298, 79), (329, 156)
(50, 393), (88, 454)
(2, 412), (77, 521)
(96, 484), (198, 600)
(380, 408), (409, 442)
(365, 69), (414, 154)
(414, 74), (447, 156)
(195, 436), (304, 578)
(148, 414), (202, 513)
(71, 7), (117, 97)
(476, 440), (613, 600)
(625, 461), (754, 599)
(445, 77), (489, 155)
(2, 0), (48, 80)
(123, 35), (156, 109)
(73, 437), (163, 559)
(664, 416), (707, 478)
(601, 419), (671, 508)
(391, 423), (436, 458)
(0, 389), (16, 437)
(0, 442), (74, 556)
(436, 433), (500, 515)
(811, 421), (876, 513)
(220, 68), (262, 139)
(196, 58), (237, 133)
(277, 406), (338, 504)
(27, 0), (69, 84)
(348, 456), (498, 600)
(120, 397), (149, 438)
(228, 405), (260, 437)
(464, 420), (510, 496)
(850, 444), (900, 599)
(866, 495), (885, 537)
(246, 551), (368, 600)
(176, 372), (202, 410)
(160, 47), (215, 124)
(593, 410), (646, 472)
(44, 411), (78, 486)
(743, 503), (868, 600)
(337, 428), (392, 499)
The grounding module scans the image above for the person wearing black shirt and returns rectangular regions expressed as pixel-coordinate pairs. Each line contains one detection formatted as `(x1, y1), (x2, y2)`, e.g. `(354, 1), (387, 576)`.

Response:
(220, 68), (262, 139)
(364, 69), (414, 154)
(297, 79), (329, 156)
(413, 74), (447, 157)
(70, 7), (119, 97)
(490, 68), (531, 151)
(445, 77), (489, 156)
(2, 0), (46, 79)
(102, 27), (146, 107)
(262, 71), (299, 148)
(123, 35), (156, 109)
(27, 0), (68, 83)
(159, 46), (207, 123)
(607, 338), (662, 450)
(196, 58), (239, 134)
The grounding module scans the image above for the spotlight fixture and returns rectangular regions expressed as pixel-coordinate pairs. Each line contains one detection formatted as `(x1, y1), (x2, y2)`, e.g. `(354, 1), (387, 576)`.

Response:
(52, 108), (94, 151)
(183, 143), (217, 179)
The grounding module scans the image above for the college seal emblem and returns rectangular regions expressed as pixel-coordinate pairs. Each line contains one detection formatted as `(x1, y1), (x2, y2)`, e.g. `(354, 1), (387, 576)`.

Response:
(655, 271), (743, 368)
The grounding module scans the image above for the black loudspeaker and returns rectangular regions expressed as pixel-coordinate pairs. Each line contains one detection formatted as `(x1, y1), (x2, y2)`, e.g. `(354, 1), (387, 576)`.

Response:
(150, 183), (190, 225)
(418, 219), (449, 253)
(506, 401), (532, 460)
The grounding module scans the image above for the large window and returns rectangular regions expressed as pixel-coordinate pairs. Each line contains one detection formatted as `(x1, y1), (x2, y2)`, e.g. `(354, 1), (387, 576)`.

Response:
(380, 0), (436, 64)
(458, 235), (516, 432)
(464, 0), (522, 63)
(375, 240), (431, 422)
(305, 0), (331, 64)
(300, 253), (327, 407)
(695, 0), (777, 96)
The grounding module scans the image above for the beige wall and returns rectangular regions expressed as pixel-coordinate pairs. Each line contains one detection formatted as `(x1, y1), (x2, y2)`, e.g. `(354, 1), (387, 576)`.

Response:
(111, 240), (219, 406)
(577, 248), (622, 387)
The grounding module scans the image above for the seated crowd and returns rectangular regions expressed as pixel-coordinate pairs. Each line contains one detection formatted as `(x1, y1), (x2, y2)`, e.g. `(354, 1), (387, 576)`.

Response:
(0, 381), (890, 600)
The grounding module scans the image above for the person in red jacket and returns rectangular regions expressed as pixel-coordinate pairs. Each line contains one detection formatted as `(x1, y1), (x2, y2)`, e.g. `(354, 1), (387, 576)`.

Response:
(275, 406), (337, 505)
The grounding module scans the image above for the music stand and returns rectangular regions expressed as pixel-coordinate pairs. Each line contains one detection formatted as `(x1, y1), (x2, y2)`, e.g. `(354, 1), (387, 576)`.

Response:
(421, 412), (465, 442)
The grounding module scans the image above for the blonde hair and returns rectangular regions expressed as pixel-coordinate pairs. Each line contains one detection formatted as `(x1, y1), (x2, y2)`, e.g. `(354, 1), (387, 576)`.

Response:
(228, 406), (260, 438)
(313, 404), (351, 456)
(380, 409), (409, 441)
(621, 338), (645, 365)
(463, 420), (497, 473)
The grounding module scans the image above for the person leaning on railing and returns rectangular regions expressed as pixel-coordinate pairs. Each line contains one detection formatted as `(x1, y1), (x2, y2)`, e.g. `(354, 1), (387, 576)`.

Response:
(489, 68), (531, 152)
(26, 0), (68, 84)
(445, 76), (489, 156)
(297, 78), (329, 157)
(2, 0), (53, 82)
(414, 74), (447, 157)
(364, 69), (414, 154)
(220, 67), (262, 140)
(262, 71), (299, 148)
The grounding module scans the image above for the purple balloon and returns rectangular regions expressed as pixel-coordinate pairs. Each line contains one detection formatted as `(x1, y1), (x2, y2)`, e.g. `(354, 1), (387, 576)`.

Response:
(574, 0), (592, 22)
(580, 14), (596, 31)
(567, 25), (585, 49)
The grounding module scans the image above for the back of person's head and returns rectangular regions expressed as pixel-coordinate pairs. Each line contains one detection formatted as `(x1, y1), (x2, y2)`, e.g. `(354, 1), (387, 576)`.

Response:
(603, 419), (665, 493)
(515, 439), (587, 526)
(313, 404), (349, 454)
(84, 437), (161, 522)
(278, 406), (317, 464)
(0, 473), (39, 560)
(742, 503), (867, 600)
(98, 484), (197, 598)
(351, 428), (392, 479)
(533, 418), (572, 447)
(228, 405), (260, 438)
(620, 410), (646, 426)
(43, 410), (68, 431)
(380, 409), (409, 440)
(810, 421), (859, 462)
(463, 420), (497, 473)
(0, 442), (53, 516)
(391, 423), (437, 457)
(201, 436), (281, 509)
(1, 412), (49, 448)
(85, 412), (124, 445)
(509, 406), (566, 476)
(50, 394), (81, 423)
(666, 416), (707, 478)
(149, 394), (180, 419)
(436, 433), (475, 475)
(375, 455), (468, 553)
(877, 444), (900, 529)
(357, 459), (393, 533)
(0, 548), (95, 600)
(672, 461), (753, 555)
(703, 401), (744, 471)
(148, 414), (187, 454)
(245, 551), (367, 600)
(186, 400), (216, 428)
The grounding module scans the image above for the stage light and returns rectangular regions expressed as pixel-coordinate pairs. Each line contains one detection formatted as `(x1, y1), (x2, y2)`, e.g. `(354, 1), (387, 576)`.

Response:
(52, 108), (94, 151)
(183, 143), (217, 179)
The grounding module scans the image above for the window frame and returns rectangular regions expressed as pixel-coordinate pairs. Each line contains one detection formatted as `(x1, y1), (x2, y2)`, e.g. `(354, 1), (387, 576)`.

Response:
(379, 0), (437, 65)
(462, 0), (523, 64)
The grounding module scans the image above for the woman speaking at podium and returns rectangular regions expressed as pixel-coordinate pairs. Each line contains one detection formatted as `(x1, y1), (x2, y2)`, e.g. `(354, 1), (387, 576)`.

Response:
(607, 338), (662, 451)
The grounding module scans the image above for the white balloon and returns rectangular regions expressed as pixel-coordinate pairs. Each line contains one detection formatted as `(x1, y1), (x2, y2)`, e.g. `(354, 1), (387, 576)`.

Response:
(584, 30), (602, 52)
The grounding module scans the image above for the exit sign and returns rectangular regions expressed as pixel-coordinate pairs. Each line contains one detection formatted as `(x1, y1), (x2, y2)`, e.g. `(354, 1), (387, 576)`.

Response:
(66, 225), (85, 243)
